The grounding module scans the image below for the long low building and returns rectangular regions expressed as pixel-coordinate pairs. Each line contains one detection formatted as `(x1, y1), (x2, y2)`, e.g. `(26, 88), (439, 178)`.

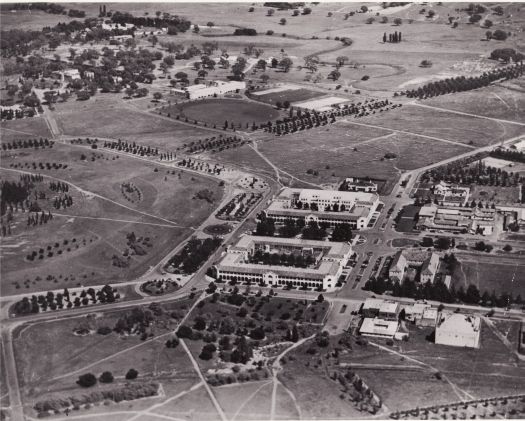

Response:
(214, 235), (352, 291)
(172, 80), (246, 99)
(262, 188), (381, 230)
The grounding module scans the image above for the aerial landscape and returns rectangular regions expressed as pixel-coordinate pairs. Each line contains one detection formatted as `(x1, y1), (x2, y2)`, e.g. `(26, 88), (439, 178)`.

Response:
(0, 1), (524, 420)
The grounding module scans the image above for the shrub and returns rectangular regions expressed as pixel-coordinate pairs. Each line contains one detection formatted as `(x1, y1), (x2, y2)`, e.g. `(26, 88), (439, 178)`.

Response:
(77, 373), (97, 387)
(176, 325), (193, 338)
(99, 371), (114, 383)
(125, 369), (139, 380)
(97, 326), (112, 335)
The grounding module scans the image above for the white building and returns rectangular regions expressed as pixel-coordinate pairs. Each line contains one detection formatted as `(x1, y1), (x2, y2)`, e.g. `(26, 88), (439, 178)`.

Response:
(419, 307), (439, 327)
(214, 235), (352, 292)
(360, 318), (399, 338)
(389, 250), (440, 284)
(173, 80), (246, 100)
(435, 313), (481, 348)
(101, 22), (135, 31)
(344, 177), (378, 193)
(263, 188), (381, 230)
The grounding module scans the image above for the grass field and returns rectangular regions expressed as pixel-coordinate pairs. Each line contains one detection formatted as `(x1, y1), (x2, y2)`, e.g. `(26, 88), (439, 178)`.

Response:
(13, 299), (195, 388)
(0, 143), (223, 295)
(469, 184), (520, 205)
(360, 105), (525, 148)
(167, 98), (281, 127)
(251, 88), (325, 106)
(0, 117), (52, 142)
(452, 257), (525, 297)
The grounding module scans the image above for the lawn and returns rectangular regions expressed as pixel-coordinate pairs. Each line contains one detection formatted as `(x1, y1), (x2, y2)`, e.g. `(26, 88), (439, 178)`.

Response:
(250, 88), (325, 106)
(452, 257), (525, 297)
(0, 117), (52, 142)
(167, 98), (281, 127)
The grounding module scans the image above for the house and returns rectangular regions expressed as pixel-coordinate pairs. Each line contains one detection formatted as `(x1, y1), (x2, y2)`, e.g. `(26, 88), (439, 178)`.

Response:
(435, 313), (481, 348)
(403, 303), (431, 322)
(362, 298), (384, 318)
(419, 205), (437, 219)
(378, 301), (400, 321)
(419, 307), (439, 327)
(389, 250), (440, 284)
(433, 182), (470, 207)
(360, 318), (399, 338)
(344, 177), (378, 193)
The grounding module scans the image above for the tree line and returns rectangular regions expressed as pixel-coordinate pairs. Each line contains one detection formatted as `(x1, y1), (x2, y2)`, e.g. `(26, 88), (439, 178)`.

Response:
(399, 64), (524, 99)
(1, 138), (53, 151)
(165, 237), (222, 275)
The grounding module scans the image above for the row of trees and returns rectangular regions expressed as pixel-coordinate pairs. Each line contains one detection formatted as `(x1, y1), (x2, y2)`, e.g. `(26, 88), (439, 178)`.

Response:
(382, 31), (402, 43)
(490, 148), (525, 164)
(178, 158), (224, 175)
(185, 135), (245, 153)
(103, 139), (160, 157)
(400, 64), (524, 99)
(12, 285), (118, 315)
(1, 138), (53, 151)
(263, 99), (395, 136)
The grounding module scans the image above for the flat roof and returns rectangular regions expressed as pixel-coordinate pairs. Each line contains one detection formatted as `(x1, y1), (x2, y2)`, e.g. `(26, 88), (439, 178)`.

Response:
(360, 318), (399, 336)
(363, 298), (384, 310)
(379, 302), (399, 314)
(437, 313), (481, 334)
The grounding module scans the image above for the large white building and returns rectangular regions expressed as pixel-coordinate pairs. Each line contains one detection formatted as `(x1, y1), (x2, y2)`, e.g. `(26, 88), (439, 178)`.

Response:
(214, 235), (352, 292)
(435, 313), (481, 348)
(173, 80), (246, 99)
(389, 250), (440, 284)
(262, 188), (381, 230)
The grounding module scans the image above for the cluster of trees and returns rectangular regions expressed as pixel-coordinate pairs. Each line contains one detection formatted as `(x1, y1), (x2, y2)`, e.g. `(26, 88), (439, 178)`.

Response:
(34, 381), (157, 416)
(185, 135), (245, 153)
(103, 139), (159, 157)
(217, 193), (260, 220)
(114, 307), (154, 337)
(382, 31), (402, 43)
(332, 369), (382, 414)
(424, 158), (522, 188)
(25, 211), (53, 230)
(233, 28), (258, 36)
(12, 285), (118, 315)
(486, 29), (509, 41)
(1, 138), (53, 151)
(111, 10), (192, 34)
(52, 194), (73, 210)
(165, 237), (222, 275)
(121, 182), (142, 203)
(178, 158), (224, 175)
(400, 64), (524, 99)
(489, 49), (522, 63)
(0, 107), (36, 120)
(1, 179), (33, 216)
(490, 148), (525, 164)
(49, 181), (69, 193)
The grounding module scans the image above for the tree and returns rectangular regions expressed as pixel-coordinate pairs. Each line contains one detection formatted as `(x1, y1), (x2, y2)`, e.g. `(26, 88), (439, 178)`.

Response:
(279, 57), (293, 72)
(492, 30), (508, 41)
(304, 55), (320, 73)
(99, 371), (114, 383)
(366, 17), (375, 24)
(317, 294), (325, 303)
(207, 21), (215, 28)
(336, 56), (349, 66)
(303, 7), (312, 15)
(193, 316), (207, 330)
(291, 325), (299, 342)
(176, 325), (193, 338)
(329, 70), (341, 81)
(77, 373), (97, 387)
(153, 92), (162, 102)
(261, 74), (270, 84)
(486, 30), (493, 40)
(267, 8), (275, 16)
(361, 5), (368, 12)
(280, 18), (287, 25)
(503, 244), (512, 252)
(394, 17), (402, 25)
(199, 343), (217, 360)
(125, 368), (139, 380)
(484, 19), (493, 28)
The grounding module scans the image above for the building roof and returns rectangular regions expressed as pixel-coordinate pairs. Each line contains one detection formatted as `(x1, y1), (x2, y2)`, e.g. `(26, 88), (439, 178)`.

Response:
(419, 205), (437, 218)
(422, 307), (438, 320)
(404, 303), (430, 316)
(437, 313), (481, 334)
(421, 253), (440, 276)
(379, 302), (399, 314)
(363, 298), (384, 310)
(390, 250), (406, 273)
(360, 318), (399, 336)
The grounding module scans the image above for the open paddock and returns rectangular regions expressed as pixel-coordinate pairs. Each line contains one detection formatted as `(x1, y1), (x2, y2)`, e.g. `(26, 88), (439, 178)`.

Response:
(452, 257), (525, 297)
(0, 117), (52, 142)
(359, 104), (525, 148)
(250, 124), (471, 193)
(423, 84), (525, 124)
(469, 184), (520, 205)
